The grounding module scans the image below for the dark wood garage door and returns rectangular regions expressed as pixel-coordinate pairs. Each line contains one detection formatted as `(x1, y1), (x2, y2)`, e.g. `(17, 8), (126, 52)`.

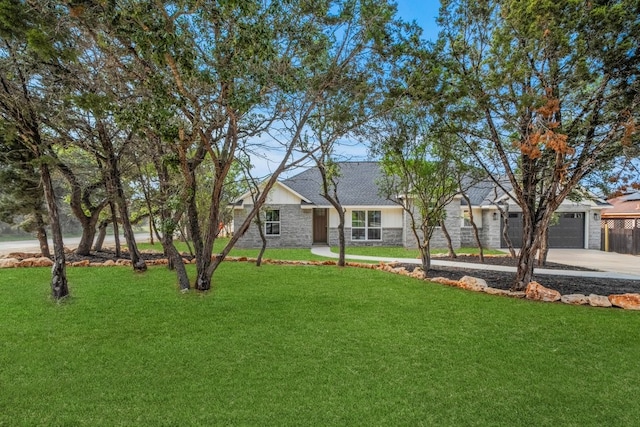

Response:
(502, 212), (585, 249)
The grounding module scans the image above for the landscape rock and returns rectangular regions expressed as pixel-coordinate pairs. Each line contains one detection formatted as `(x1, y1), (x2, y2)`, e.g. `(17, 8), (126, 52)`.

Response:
(0, 258), (19, 268)
(102, 260), (116, 267)
(70, 260), (90, 267)
(560, 294), (588, 305)
(608, 293), (640, 310)
(391, 267), (408, 275)
(459, 276), (488, 292)
(30, 257), (53, 267)
(588, 294), (612, 308)
(525, 281), (561, 302)
(429, 277), (461, 287)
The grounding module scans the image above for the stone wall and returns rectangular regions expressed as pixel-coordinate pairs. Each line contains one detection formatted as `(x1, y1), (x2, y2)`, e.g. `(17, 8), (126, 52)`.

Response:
(403, 199), (461, 249)
(460, 210), (502, 249)
(328, 227), (403, 247)
(233, 204), (313, 248)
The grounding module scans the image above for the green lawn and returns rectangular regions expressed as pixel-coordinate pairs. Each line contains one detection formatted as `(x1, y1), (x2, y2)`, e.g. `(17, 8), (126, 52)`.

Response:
(137, 240), (328, 261)
(137, 238), (503, 262)
(334, 245), (506, 258)
(2, 264), (639, 426)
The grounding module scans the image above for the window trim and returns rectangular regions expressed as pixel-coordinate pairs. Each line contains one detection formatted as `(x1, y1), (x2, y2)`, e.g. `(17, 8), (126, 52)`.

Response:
(264, 209), (281, 236)
(351, 209), (382, 241)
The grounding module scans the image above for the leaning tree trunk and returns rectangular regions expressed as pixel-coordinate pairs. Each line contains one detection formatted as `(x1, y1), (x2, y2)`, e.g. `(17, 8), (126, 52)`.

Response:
(462, 193), (484, 263)
(40, 163), (69, 299)
(500, 211), (517, 258)
(35, 212), (50, 258)
(439, 219), (457, 258)
(110, 167), (147, 272)
(93, 220), (109, 251)
(161, 234), (190, 291)
(255, 215), (267, 267)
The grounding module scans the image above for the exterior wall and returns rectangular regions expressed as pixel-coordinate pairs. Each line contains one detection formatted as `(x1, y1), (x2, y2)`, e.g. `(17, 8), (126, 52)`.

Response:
(328, 227), (403, 247)
(587, 211), (601, 250)
(234, 204), (406, 248)
(233, 204), (313, 248)
(460, 209), (502, 249)
(403, 198), (461, 249)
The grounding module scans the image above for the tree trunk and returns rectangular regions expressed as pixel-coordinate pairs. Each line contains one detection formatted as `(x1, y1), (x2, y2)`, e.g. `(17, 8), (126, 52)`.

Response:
(110, 165), (147, 272)
(336, 208), (346, 267)
(513, 212), (540, 290)
(161, 235), (190, 291)
(110, 201), (121, 257)
(75, 221), (97, 255)
(40, 163), (69, 299)
(439, 219), (457, 258)
(500, 210), (517, 258)
(35, 213), (50, 258)
(93, 220), (109, 251)
(537, 227), (549, 267)
(462, 194), (484, 263)
(256, 217), (267, 267)
(419, 239), (431, 273)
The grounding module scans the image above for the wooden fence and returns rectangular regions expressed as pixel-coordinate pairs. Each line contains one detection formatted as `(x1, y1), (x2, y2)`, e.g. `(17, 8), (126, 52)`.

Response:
(601, 218), (640, 255)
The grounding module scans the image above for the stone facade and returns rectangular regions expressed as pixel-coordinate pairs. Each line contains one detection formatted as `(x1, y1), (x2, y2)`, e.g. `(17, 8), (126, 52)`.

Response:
(234, 204), (313, 248)
(460, 209), (502, 249)
(328, 227), (403, 247)
(402, 199), (462, 249)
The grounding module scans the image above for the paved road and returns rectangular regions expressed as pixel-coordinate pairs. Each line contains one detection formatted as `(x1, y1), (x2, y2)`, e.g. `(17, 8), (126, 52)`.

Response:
(0, 233), (150, 255)
(310, 246), (640, 280)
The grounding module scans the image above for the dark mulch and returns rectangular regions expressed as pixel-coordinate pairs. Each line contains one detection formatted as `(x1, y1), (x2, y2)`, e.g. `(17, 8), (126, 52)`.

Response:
(398, 254), (640, 296)
(63, 250), (639, 297)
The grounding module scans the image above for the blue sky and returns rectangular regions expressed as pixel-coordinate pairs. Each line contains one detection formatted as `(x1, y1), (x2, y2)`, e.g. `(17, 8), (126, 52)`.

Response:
(394, 0), (441, 41)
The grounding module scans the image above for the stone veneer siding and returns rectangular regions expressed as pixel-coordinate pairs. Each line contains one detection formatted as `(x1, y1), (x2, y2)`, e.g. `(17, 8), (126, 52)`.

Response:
(460, 209), (502, 249)
(403, 200), (461, 249)
(328, 227), (403, 247)
(233, 204), (313, 248)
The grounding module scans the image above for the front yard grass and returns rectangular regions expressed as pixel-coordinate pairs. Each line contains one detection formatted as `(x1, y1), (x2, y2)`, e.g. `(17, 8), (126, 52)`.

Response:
(334, 245), (506, 259)
(2, 263), (639, 426)
(137, 239), (327, 261)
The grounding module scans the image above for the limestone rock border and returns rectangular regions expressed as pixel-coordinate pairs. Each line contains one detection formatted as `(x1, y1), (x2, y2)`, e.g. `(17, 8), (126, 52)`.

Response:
(1, 253), (638, 310)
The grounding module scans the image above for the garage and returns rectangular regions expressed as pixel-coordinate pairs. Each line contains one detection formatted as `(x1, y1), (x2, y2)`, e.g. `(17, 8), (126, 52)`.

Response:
(502, 212), (585, 249)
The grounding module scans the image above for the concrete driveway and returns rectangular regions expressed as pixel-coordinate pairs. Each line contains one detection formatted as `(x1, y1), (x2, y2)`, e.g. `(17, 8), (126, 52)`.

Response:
(544, 249), (640, 276)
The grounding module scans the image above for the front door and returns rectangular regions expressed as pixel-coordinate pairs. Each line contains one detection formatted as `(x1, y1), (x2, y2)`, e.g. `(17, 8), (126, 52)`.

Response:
(313, 209), (328, 244)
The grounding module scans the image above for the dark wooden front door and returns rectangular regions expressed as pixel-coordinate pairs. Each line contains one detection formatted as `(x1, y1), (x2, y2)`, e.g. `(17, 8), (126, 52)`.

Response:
(313, 209), (328, 244)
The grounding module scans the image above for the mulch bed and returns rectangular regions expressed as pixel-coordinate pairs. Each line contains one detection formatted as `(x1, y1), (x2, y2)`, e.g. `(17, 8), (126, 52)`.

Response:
(59, 250), (640, 297)
(405, 255), (640, 296)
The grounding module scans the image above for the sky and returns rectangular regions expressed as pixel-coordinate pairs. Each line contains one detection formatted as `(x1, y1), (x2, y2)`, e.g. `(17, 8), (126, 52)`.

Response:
(394, 0), (441, 41)
(254, 1), (443, 178)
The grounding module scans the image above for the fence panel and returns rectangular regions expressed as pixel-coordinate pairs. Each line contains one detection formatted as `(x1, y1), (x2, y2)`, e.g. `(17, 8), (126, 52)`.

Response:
(601, 219), (640, 255)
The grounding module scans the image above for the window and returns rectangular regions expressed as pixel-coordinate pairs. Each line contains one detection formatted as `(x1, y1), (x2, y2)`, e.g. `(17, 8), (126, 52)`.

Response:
(351, 210), (382, 241)
(462, 209), (471, 227)
(265, 209), (280, 236)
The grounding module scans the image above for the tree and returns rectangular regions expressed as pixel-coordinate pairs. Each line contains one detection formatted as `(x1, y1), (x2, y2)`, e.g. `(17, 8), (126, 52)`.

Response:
(378, 110), (461, 274)
(438, 0), (640, 289)
(0, 0), (73, 298)
(0, 121), (50, 257)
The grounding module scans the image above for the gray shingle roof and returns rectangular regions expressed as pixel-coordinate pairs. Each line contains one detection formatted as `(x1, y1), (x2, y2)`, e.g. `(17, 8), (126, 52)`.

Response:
(460, 177), (512, 207)
(282, 162), (398, 206)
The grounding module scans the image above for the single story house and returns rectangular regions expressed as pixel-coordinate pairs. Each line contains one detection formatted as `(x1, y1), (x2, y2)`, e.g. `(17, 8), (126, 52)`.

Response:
(233, 162), (607, 250)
